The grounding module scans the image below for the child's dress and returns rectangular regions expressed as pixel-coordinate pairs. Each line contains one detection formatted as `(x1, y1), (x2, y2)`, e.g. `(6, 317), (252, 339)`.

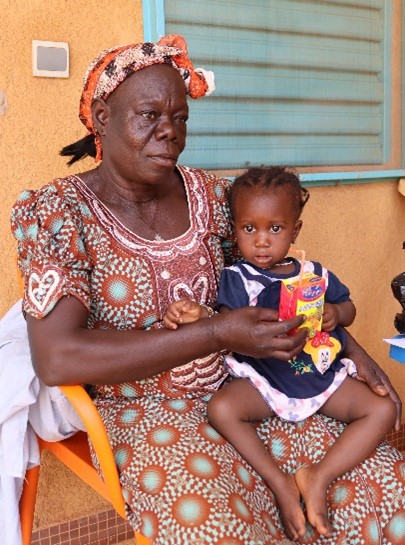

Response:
(217, 258), (357, 421)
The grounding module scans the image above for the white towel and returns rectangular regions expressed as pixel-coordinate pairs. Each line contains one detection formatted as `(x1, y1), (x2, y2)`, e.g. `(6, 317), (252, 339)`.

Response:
(0, 300), (85, 545)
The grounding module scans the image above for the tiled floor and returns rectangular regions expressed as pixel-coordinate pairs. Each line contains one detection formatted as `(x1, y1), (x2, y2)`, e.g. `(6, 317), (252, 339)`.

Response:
(31, 508), (133, 545)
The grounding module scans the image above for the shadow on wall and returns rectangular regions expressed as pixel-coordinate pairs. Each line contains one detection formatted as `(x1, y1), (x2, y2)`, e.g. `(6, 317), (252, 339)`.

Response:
(0, 90), (7, 115)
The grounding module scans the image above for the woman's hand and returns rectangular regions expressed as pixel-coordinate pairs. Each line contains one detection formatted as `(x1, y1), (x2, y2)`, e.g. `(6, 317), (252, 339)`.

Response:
(213, 307), (308, 362)
(345, 330), (402, 430)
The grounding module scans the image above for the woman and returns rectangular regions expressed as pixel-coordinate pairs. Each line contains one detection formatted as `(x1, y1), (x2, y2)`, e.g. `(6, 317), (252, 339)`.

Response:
(12, 35), (403, 544)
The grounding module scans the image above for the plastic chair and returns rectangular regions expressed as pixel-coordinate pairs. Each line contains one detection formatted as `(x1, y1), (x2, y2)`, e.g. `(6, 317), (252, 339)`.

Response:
(19, 383), (151, 545)
(16, 262), (151, 544)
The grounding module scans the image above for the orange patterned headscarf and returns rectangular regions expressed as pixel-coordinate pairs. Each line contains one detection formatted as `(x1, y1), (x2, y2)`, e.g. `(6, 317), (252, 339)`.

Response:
(79, 34), (215, 161)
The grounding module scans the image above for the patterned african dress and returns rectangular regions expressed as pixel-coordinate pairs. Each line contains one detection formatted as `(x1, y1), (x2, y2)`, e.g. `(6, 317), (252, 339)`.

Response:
(11, 166), (405, 545)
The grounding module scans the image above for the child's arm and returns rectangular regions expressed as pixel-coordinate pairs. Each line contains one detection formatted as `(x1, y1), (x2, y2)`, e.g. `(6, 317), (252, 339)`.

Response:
(322, 301), (356, 332)
(163, 299), (210, 330)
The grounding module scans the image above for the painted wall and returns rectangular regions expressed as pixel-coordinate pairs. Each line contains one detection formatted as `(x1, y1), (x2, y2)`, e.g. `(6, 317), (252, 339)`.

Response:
(1, 0), (404, 531)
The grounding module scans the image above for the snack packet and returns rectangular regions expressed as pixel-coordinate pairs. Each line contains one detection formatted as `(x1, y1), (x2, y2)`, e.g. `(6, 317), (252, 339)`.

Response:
(279, 272), (325, 338)
(278, 248), (325, 338)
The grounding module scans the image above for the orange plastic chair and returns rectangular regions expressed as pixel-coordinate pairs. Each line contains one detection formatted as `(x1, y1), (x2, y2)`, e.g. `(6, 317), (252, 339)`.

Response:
(19, 384), (151, 545)
(16, 263), (151, 545)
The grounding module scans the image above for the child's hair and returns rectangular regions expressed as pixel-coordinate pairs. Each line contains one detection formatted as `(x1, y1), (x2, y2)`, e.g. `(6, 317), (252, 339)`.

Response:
(229, 166), (310, 218)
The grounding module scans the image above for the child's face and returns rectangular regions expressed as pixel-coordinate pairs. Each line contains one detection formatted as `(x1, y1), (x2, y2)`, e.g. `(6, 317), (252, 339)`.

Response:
(232, 187), (302, 270)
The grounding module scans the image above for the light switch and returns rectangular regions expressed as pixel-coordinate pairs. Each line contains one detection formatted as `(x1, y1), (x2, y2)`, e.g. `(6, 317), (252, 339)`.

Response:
(32, 40), (69, 78)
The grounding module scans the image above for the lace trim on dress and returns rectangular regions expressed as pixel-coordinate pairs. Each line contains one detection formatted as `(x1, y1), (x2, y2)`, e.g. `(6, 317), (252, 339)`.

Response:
(69, 165), (209, 262)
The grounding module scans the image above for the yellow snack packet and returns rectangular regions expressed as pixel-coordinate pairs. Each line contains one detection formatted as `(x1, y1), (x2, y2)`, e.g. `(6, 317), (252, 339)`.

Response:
(279, 272), (325, 338)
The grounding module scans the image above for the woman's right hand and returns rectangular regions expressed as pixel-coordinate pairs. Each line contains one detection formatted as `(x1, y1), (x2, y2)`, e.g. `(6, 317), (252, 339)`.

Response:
(213, 306), (308, 361)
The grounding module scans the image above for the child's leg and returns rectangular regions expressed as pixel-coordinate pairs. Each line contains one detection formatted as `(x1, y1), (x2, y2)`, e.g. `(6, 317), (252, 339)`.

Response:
(295, 376), (396, 537)
(207, 378), (306, 540)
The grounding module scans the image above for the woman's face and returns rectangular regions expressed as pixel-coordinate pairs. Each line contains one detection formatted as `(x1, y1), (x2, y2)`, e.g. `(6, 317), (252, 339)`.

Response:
(232, 187), (302, 270)
(97, 63), (189, 185)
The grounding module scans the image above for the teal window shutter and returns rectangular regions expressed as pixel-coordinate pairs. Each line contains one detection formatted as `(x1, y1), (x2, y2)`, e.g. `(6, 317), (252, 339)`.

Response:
(147, 0), (391, 171)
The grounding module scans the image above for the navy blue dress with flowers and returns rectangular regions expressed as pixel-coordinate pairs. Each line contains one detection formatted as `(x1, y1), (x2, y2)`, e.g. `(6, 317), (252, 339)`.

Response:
(217, 258), (357, 421)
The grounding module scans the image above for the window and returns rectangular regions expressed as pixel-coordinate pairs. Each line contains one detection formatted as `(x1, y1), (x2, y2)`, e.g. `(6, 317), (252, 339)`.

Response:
(144, 0), (403, 182)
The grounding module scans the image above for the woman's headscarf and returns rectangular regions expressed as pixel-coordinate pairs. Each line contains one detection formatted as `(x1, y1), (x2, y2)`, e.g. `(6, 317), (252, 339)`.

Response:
(79, 34), (215, 161)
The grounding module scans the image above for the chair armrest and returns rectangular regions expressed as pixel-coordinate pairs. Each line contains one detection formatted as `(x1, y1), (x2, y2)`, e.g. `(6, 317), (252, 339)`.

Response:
(59, 384), (126, 517)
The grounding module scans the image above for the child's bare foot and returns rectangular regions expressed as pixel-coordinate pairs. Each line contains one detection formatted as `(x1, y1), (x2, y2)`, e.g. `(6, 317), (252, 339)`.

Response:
(294, 466), (333, 537)
(272, 473), (306, 541)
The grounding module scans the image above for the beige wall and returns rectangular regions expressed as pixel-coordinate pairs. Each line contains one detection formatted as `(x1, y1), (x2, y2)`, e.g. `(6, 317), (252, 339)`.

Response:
(1, 0), (404, 531)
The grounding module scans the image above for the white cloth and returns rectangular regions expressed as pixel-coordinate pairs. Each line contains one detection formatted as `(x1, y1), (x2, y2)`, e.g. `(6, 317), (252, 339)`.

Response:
(0, 300), (85, 545)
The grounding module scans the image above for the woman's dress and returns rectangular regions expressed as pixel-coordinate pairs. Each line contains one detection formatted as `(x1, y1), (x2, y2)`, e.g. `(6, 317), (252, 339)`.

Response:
(11, 166), (405, 545)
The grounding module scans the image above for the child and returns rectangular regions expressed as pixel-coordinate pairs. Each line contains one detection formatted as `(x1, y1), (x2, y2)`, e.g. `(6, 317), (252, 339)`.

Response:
(163, 166), (396, 541)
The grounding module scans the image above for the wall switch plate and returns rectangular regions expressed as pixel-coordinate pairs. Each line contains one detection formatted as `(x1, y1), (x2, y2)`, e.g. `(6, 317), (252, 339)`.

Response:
(32, 40), (69, 78)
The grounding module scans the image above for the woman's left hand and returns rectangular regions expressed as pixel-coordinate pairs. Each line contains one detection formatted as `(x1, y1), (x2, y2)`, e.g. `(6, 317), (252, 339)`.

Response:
(345, 331), (402, 431)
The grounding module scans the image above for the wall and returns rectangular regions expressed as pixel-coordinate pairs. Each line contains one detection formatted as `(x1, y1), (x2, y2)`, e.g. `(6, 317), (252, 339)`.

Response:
(0, 0), (404, 532)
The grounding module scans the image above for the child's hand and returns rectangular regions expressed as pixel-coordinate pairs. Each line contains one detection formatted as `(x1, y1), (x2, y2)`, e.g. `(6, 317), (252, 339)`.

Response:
(322, 303), (339, 332)
(163, 300), (207, 330)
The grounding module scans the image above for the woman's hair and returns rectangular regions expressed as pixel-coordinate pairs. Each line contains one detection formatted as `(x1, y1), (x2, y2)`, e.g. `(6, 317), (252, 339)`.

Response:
(229, 166), (310, 218)
(60, 134), (96, 166)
